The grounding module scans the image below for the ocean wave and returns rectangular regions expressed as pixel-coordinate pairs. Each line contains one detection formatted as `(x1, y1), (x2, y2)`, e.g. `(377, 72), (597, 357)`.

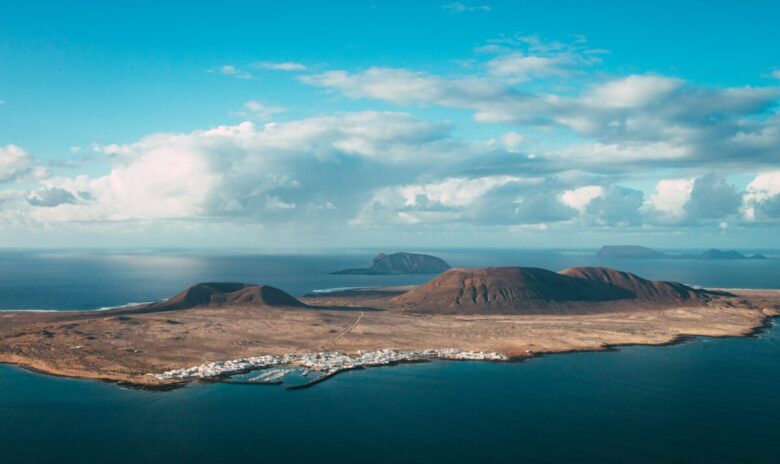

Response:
(93, 301), (154, 311)
(309, 286), (376, 294)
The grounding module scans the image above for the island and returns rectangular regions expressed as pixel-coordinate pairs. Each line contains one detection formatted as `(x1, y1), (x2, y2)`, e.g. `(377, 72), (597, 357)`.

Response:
(597, 245), (768, 260)
(1, 265), (778, 389)
(331, 252), (451, 275)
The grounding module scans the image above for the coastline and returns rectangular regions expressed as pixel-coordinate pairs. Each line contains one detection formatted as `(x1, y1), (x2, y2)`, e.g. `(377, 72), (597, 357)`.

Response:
(2, 311), (776, 391)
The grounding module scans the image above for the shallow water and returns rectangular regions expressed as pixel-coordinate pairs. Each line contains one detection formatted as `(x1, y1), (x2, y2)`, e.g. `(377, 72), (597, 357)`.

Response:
(1, 249), (779, 463)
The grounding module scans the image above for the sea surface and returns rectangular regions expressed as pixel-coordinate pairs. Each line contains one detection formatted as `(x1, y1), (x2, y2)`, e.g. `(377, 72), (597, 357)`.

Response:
(1, 248), (779, 463)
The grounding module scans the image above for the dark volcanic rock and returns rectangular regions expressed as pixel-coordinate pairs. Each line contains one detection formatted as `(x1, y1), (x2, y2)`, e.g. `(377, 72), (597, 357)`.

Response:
(598, 245), (768, 260)
(697, 249), (767, 260)
(390, 267), (633, 314)
(144, 282), (305, 312)
(596, 245), (767, 259)
(597, 245), (667, 259)
(699, 249), (745, 260)
(332, 252), (451, 275)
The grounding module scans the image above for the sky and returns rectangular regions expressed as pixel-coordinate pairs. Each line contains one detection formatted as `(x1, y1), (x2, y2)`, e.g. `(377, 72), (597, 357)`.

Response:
(1, 0), (779, 249)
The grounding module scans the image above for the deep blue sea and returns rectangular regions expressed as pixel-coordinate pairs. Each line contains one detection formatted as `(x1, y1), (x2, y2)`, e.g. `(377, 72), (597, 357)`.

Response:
(1, 249), (779, 463)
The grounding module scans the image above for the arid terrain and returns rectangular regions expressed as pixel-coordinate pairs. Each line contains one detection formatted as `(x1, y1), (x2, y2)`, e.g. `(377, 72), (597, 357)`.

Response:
(1, 266), (778, 387)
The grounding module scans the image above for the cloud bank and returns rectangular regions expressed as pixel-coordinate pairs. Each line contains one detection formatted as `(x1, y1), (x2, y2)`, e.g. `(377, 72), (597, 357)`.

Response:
(2, 35), (778, 245)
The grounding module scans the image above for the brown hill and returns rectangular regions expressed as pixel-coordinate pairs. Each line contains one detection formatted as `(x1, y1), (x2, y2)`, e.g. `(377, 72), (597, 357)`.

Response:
(559, 267), (711, 303)
(390, 267), (634, 314)
(143, 282), (305, 312)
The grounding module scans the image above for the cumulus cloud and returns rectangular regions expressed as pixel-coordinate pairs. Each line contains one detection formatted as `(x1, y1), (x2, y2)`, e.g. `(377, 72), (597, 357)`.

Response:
(22, 112), (462, 224)
(0, 145), (32, 183)
(743, 171), (780, 220)
(640, 175), (742, 225)
(684, 174), (741, 220)
(351, 175), (577, 227)
(27, 187), (78, 207)
(560, 175), (741, 228)
(644, 178), (694, 220)
(561, 184), (644, 226)
(4, 34), (779, 241)
(561, 185), (604, 212)
(584, 185), (644, 226)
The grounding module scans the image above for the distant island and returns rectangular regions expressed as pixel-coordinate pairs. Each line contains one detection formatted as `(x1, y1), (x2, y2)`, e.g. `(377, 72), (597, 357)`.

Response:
(1, 264), (777, 389)
(331, 252), (451, 275)
(597, 245), (768, 260)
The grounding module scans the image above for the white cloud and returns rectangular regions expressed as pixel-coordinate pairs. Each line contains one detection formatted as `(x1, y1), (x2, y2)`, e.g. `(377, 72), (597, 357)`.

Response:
(5, 33), (780, 241)
(500, 131), (524, 152)
(771, 70), (780, 79)
(214, 65), (253, 79)
(743, 171), (780, 220)
(254, 61), (307, 71)
(645, 178), (694, 218)
(583, 75), (682, 108)
(30, 141), (220, 222)
(550, 141), (692, 164)
(238, 101), (286, 120)
(23, 112), (459, 224)
(486, 53), (567, 82)
(302, 67), (507, 107)
(398, 175), (537, 208)
(583, 185), (644, 226)
(264, 195), (296, 210)
(0, 145), (32, 183)
(745, 171), (780, 201)
(351, 175), (573, 227)
(562, 175), (741, 227)
(301, 60), (779, 169)
(561, 185), (604, 212)
(441, 3), (491, 13)
(559, 184), (645, 226)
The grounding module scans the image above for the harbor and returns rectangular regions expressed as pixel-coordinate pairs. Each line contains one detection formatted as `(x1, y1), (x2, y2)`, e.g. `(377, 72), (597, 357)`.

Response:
(150, 349), (509, 389)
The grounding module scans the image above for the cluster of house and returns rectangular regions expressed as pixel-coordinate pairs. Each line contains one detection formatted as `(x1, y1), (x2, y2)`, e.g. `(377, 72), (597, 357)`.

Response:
(150, 348), (508, 381)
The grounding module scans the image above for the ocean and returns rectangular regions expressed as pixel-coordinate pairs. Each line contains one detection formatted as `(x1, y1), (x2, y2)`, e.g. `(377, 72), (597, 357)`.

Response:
(1, 249), (779, 463)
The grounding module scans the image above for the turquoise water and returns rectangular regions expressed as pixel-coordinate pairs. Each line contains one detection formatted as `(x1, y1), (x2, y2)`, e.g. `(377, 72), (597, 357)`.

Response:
(1, 249), (779, 463)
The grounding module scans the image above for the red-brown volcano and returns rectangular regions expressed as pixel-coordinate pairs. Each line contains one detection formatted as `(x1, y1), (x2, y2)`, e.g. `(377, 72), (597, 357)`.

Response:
(390, 267), (635, 313)
(560, 267), (714, 303)
(143, 282), (305, 312)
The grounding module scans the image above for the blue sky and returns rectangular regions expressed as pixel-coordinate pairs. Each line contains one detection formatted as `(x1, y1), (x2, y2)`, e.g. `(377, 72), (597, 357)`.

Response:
(1, 1), (779, 248)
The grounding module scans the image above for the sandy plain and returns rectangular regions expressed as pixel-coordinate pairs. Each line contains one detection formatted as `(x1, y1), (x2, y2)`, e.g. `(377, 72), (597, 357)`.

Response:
(0, 288), (777, 387)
